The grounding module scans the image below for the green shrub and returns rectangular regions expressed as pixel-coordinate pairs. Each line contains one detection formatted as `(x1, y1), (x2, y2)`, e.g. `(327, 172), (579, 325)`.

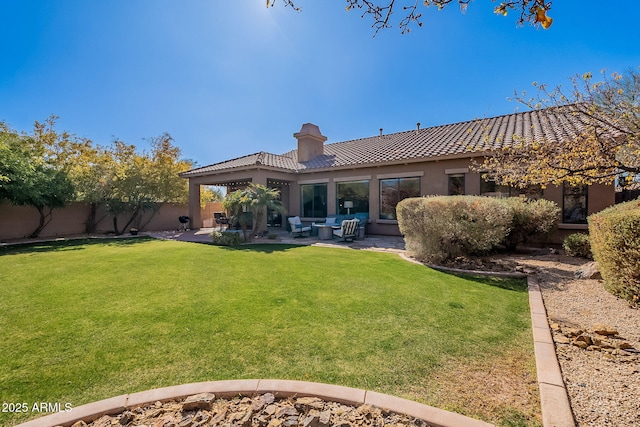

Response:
(563, 233), (592, 259)
(500, 198), (560, 250)
(397, 196), (512, 264)
(210, 230), (243, 246)
(588, 200), (640, 306)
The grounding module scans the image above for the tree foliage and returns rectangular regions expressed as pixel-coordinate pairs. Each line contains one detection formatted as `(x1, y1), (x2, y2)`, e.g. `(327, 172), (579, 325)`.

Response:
(1, 116), (192, 237)
(0, 121), (74, 238)
(200, 186), (225, 208)
(106, 134), (192, 234)
(477, 69), (640, 188)
(269, 0), (553, 34)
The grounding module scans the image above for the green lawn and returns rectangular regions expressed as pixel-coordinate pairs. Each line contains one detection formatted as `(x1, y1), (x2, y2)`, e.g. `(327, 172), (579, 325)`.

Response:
(0, 238), (538, 426)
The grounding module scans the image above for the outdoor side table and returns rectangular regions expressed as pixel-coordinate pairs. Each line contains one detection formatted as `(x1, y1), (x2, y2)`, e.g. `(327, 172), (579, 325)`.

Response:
(313, 224), (334, 240)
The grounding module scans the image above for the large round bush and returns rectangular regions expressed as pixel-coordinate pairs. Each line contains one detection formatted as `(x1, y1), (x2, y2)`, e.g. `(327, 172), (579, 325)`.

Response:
(397, 196), (512, 264)
(588, 199), (640, 306)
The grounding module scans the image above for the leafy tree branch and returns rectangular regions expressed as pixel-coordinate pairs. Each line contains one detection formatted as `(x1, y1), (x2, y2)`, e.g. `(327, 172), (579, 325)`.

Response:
(476, 68), (640, 188)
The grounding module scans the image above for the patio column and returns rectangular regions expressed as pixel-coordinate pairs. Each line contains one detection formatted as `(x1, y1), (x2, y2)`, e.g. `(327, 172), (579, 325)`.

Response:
(188, 181), (202, 229)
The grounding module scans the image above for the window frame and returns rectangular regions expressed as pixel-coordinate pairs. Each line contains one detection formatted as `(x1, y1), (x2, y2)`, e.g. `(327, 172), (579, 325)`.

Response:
(562, 183), (588, 224)
(480, 176), (543, 199)
(448, 173), (465, 195)
(300, 183), (327, 218)
(379, 177), (421, 220)
(336, 179), (370, 215)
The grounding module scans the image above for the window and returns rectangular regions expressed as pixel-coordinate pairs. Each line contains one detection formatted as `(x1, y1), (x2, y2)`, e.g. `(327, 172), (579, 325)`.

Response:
(480, 177), (543, 199)
(380, 177), (421, 219)
(336, 180), (369, 215)
(480, 177), (511, 198)
(563, 183), (588, 224)
(448, 174), (465, 195)
(300, 183), (327, 218)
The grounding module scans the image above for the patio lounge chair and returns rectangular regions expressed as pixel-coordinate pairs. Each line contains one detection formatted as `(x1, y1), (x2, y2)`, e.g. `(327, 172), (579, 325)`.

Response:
(288, 216), (311, 237)
(333, 219), (359, 242)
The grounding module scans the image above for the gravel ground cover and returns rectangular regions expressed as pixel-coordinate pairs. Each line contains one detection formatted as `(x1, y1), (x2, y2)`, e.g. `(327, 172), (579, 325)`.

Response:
(513, 254), (640, 427)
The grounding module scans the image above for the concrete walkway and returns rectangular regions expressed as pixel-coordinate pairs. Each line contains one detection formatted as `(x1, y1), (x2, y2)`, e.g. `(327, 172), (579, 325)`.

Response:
(149, 227), (407, 253)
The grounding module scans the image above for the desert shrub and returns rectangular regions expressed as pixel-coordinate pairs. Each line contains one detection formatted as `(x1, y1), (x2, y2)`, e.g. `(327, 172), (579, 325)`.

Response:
(588, 200), (640, 306)
(397, 196), (511, 264)
(563, 233), (592, 259)
(499, 198), (560, 250)
(210, 230), (243, 246)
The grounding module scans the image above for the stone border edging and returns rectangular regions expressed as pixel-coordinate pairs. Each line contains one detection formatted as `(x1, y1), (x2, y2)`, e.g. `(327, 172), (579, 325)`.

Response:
(397, 253), (528, 278)
(16, 379), (493, 427)
(528, 276), (576, 427)
(398, 253), (576, 427)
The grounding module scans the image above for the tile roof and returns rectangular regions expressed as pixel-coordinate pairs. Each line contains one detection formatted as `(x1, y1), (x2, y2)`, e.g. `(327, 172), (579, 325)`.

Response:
(181, 107), (591, 177)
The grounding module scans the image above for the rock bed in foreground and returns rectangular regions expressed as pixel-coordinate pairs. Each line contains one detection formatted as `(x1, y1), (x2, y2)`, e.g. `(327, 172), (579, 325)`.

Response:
(69, 393), (433, 427)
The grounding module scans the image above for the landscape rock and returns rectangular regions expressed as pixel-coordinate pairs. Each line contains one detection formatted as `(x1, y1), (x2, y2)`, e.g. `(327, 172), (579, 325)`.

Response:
(181, 392), (215, 411)
(592, 323), (619, 336)
(119, 411), (134, 425)
(295, 397), (325, 412)
(552, 319), (638, 359)
(574, 261), (602, 280)
(260, 393), (276, 404)
(74, 392), (431, 427)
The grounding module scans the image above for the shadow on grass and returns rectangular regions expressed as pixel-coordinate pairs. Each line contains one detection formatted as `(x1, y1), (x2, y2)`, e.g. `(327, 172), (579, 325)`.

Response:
(0, 236), (154, 256)
(441, 271), (528, 293)
(213, 243), (305, 254)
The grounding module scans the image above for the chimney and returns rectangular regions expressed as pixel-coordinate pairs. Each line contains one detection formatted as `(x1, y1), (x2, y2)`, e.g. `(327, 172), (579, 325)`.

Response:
(294, 123), (327, 162)
(416, 122), (421, 134)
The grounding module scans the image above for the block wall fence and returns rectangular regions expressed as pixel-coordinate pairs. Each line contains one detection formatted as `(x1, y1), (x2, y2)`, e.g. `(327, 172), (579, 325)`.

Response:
(0, 201), (217, 241)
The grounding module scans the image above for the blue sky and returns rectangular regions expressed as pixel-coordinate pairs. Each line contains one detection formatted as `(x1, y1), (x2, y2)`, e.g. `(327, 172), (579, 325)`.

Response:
(1, 1), (639, 168)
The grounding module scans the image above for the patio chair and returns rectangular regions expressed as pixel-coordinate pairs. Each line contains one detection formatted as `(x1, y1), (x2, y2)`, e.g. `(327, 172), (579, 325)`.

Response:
(333, 219), (359, 242)
(288, 216), (311, 237)
(214, 212), (229, 230)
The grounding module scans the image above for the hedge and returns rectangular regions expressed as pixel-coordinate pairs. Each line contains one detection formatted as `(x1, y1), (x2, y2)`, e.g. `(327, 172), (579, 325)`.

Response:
(500, 198), (560, 250)
(563, 233), (592, 259)
(397, 195), (560, 264)
(397, 196), (512, 264)
(210, 230), (244, 246)
(588, 199), (640, 306)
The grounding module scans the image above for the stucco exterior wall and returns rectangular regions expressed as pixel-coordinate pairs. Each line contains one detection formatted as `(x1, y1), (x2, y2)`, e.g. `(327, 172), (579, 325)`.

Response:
(185, 156), (617, 239)
(0, 202), (189, 241)
(291, 157), (485, 235)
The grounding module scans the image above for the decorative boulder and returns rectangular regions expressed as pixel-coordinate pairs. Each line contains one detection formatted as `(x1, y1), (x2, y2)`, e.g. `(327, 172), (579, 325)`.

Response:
(574, 261), (602, 280)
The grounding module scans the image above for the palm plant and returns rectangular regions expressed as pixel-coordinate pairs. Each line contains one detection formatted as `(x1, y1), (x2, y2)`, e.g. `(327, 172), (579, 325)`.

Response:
(222, 184), (286, 242)
(222, 190), (252, 242)
(245, 183), (286, 237)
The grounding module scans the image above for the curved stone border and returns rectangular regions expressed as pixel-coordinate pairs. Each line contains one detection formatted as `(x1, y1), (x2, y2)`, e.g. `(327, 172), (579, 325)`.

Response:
(398, 253), (527, 278)
(18, 380), (492, 427)
(16, 379), (493, 427)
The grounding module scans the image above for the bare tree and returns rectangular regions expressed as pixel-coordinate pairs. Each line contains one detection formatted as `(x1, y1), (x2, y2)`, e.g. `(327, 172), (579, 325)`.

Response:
(267, 0), (553, 34)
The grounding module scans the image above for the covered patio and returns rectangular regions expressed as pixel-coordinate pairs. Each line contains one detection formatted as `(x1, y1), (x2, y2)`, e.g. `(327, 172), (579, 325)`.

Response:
(185, 172), (293, 232)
